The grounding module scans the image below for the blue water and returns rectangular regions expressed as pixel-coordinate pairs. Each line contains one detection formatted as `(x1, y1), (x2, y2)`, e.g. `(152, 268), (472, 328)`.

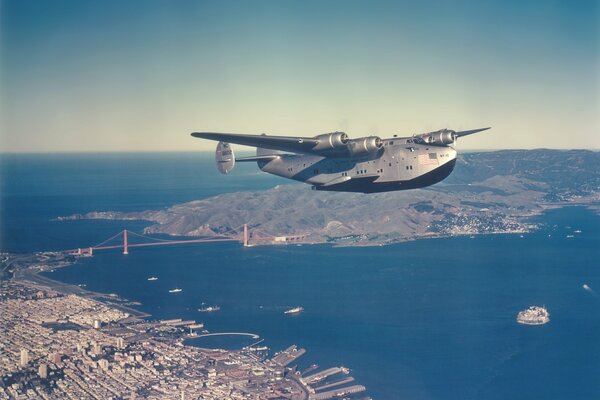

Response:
(1, 153), (599, 399)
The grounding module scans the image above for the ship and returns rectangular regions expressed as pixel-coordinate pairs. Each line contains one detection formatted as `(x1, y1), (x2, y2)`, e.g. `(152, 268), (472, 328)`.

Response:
(147, 276), (158, 281)
(168, 288), (182, 293)
(517, 306), (550, 325)
(198, 306), (220, 312)
(284, 306), (304, 315)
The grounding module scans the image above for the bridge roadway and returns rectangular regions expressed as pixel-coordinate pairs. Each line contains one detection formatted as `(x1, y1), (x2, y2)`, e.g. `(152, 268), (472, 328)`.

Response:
(93, 237), (237, 251)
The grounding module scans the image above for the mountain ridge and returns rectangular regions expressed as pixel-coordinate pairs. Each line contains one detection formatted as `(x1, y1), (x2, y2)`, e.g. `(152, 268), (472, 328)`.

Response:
(58, 149), (600, 246)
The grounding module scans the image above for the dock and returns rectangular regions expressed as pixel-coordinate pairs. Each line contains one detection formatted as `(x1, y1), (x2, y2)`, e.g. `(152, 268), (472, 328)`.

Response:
(309, 384), (366, 400)
(303, 367), (344, 384)
(314, 377), (355, 391)
(272, 345), (306, 367)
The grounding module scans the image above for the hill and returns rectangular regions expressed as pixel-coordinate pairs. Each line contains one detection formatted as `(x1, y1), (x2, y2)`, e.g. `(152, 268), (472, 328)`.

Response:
(60, 149), (600, 246)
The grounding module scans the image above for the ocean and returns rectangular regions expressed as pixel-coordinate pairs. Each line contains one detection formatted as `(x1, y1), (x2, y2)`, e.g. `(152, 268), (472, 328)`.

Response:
(1, 153), (599, 399)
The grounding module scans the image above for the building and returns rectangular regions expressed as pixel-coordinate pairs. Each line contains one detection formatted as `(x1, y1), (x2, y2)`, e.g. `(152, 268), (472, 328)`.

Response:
(116, 337), (125, 349)
(98, 359), (109, 370)
(20, 348), (29, 367)
(93, 319), (102, 329)
(39, 363), (48, 379)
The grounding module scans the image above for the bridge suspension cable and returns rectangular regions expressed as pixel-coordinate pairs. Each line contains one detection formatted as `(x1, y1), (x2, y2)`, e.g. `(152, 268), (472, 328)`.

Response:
(126, 230), (175, 243)
(91, 230), (125, 249)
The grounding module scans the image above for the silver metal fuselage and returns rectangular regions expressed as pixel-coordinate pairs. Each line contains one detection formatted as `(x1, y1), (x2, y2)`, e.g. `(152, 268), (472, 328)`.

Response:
(257, 137), (457, 193)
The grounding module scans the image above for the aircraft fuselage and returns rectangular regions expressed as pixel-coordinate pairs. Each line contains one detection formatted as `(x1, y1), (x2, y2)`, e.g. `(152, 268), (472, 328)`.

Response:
(258, 137), (457, 193)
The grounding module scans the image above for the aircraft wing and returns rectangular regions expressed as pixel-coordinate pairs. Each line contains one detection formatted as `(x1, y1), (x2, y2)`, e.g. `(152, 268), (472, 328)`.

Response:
(191, 132), (320, 154)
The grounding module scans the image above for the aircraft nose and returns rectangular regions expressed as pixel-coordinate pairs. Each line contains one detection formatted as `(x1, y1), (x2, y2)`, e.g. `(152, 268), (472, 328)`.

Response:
(449, 148), (457, 158)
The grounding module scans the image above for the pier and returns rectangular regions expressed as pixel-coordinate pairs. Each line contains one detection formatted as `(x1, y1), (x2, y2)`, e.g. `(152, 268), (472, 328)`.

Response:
(272, 345), (306, 366)
(303, 367), (345, 384)
(314, 377), (355, 391)
(309, 384), (366, 400)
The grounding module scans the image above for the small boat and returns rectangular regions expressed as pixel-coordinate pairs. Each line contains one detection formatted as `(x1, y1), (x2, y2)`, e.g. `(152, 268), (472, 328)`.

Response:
(198, 306), (220, 312)
(147, 276), (158, 281)
(284, 306), (304, 315)
(169, 288), (182, 293)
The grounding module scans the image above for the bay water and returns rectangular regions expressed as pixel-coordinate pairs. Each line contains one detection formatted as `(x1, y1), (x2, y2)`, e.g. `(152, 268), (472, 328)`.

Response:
(1, 153), (599, 399)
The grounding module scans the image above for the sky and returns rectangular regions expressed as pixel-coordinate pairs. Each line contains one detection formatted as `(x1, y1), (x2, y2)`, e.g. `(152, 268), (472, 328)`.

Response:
(1, 0), (598, 152)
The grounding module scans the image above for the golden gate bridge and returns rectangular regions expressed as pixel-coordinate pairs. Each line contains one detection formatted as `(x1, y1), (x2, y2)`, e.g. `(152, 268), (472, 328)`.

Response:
(68, 224), (249, 256)
(67, 224), (306, 256)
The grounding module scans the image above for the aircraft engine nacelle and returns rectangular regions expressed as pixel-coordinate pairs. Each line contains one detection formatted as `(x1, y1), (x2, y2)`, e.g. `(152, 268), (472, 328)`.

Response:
(416, 129), (456, 146)
(312, 132), (350, 151)
(348, 136), (383, 158)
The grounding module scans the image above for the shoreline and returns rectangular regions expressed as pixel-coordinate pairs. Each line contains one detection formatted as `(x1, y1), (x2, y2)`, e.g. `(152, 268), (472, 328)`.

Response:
(12, 256), (151, 320)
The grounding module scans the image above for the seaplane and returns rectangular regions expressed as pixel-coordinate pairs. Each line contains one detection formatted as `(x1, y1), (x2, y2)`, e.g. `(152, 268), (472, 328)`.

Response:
(191, 127), (490, 193)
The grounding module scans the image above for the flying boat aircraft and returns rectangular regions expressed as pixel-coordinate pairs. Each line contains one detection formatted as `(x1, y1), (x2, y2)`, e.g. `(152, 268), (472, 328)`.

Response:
(191, 127), (490, 193)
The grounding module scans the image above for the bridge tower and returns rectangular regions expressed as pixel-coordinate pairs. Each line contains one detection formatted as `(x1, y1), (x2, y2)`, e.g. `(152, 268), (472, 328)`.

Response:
(243, 224), (249, 247)
(123, 230), (129, 255)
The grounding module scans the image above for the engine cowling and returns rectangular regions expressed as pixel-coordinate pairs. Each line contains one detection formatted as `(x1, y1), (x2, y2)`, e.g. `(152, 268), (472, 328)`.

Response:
(312, 132), (350, 151)
(348, 136), (383, 157)
(416, 129), (455, 146)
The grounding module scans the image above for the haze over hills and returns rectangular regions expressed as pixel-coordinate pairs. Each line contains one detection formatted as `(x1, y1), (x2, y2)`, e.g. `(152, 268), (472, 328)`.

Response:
(60, 150), (600, 246)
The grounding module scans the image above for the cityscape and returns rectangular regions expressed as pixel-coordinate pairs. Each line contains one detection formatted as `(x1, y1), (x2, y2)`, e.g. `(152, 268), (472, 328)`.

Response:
(1, 252), (368, 400)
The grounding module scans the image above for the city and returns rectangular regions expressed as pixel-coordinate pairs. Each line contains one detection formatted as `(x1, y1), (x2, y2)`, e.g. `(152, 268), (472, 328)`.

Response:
(0, 253), (368, 400)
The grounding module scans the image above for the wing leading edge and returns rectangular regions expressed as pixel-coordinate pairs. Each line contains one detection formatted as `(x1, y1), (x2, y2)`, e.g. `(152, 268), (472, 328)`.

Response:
(191, 132), (319, 154)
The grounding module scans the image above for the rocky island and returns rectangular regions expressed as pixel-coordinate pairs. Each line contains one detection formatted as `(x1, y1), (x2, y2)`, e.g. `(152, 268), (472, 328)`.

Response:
(59, 149), (600, 246)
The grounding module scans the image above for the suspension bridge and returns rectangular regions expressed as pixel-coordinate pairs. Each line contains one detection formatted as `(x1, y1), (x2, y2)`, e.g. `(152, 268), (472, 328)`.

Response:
(67, 224), (307, 256)
(67, 224), (248, 256)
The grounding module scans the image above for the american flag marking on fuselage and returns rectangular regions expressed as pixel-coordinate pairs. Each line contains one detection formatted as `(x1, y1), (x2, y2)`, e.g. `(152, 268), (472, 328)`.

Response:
(418, 153), (438, 166)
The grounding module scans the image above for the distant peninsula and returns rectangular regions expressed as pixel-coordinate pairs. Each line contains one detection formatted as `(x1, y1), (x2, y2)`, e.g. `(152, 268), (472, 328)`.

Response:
(59, 149), (600, 246)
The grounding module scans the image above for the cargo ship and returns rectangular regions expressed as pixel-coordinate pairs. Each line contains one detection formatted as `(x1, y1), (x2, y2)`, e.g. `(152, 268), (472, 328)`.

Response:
(198, 306), (220, 312)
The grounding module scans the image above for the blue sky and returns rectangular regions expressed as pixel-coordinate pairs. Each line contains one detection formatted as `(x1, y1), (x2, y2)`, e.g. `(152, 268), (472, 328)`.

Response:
(1, 0), (598, 151)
